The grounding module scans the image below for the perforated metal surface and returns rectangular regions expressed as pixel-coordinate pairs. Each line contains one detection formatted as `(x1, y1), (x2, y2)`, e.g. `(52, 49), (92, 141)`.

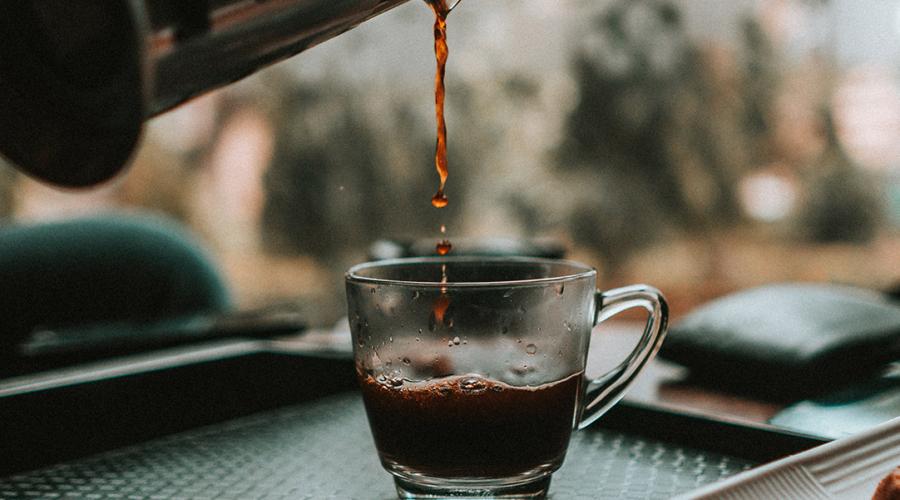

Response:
(0, 392), (753, 499)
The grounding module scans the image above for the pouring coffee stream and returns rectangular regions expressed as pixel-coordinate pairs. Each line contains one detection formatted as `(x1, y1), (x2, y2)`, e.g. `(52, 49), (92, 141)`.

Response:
(424, 0), (458, 291)
(426, 0), (453, 211)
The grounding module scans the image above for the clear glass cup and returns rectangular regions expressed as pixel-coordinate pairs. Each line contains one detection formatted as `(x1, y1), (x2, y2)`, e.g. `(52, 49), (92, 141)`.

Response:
(346, 257), (668, 499)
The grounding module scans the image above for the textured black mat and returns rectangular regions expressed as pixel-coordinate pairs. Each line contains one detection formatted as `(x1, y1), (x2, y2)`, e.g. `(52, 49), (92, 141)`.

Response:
(0, 392), (754, 499)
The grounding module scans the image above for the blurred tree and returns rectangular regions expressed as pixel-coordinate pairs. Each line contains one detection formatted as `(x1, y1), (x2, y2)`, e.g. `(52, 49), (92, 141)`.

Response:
(551, 0), (756, 266)
(261, 80), (474, 263)
(741, 16), (780, 166)
(798, 109), (884, 242)
(263, 84), (390, 260)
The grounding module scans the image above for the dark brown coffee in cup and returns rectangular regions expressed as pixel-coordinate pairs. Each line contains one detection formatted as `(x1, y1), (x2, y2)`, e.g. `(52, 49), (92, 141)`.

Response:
(359, 371), (584, 478)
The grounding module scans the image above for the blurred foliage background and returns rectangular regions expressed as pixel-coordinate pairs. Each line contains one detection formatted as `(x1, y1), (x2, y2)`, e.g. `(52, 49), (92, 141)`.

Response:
(1, 0), (898, 323)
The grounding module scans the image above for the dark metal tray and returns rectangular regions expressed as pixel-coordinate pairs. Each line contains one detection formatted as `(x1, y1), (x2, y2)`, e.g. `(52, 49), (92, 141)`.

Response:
(0, 340), (829, 499)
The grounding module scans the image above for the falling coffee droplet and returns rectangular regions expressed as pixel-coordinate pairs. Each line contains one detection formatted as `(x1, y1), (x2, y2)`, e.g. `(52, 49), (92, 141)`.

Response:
(436, 226), (451, 256)
(436, 239), (452, 255)
(432, 294), (451, 325)
(431, 192), (449, 208)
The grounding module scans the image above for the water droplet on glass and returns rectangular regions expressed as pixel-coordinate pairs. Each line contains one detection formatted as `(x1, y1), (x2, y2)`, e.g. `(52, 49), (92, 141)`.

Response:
(501, 325), (509, 334)
(517, 339), (522, 344)
(502, 289), (514, 298)
(452, 336), (461, 345)
(447, 319), (454, 329)
(556, 283), (565, 296)
(357, 337), (366, 348)
(517, 306), (526, 314)
(415, 337), (421, 342)
(458, 376), (487, 394)
(389, 336), (393, 343)
(370, 288), (376, 294)
(462, 339), (467, 345)
(402, 357), (411, 366)
(448, 340), (453, 347)
(526, 343), (537, 355)
(564, 321), (573, 332)
(413, 291), (421, 300)
(418, 328), (423, 334)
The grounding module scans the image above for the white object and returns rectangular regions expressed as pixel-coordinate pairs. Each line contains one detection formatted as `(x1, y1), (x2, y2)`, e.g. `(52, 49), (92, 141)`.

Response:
(677, 416), (900, 499)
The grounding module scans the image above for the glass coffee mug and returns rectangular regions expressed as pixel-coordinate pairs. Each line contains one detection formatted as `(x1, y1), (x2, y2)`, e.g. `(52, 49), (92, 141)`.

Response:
(346, 257), (668, 499)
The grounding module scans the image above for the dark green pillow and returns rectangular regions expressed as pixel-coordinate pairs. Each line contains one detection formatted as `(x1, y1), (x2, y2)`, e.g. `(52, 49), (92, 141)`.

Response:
(0, 214), (231, 353)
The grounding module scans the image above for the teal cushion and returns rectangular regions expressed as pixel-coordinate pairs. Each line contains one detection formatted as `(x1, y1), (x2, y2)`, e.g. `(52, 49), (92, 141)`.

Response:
(0, 214), (231, 351)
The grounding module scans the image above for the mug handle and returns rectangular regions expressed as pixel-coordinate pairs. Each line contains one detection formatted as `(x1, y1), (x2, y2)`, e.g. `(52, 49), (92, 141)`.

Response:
(578, 285), (669, 430)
